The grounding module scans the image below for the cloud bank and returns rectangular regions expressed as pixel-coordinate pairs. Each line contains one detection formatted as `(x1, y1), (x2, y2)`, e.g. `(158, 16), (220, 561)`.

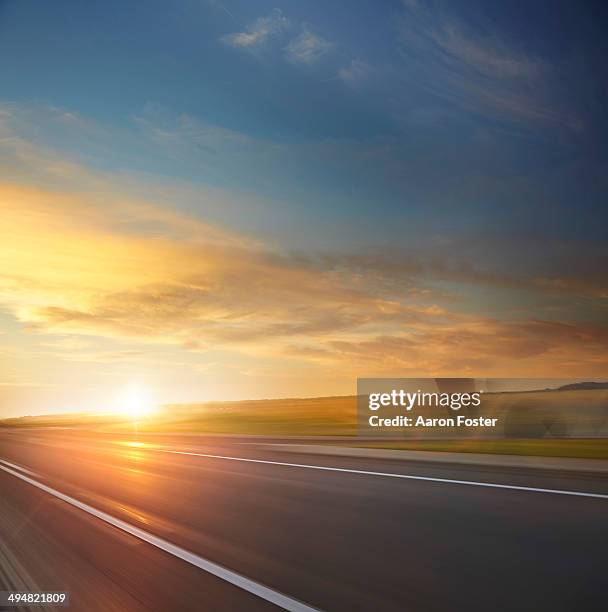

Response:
(1, 104), (606, 391)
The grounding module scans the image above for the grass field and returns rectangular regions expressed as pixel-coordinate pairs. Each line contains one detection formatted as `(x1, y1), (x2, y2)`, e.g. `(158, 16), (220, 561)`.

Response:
(2, 389), (606, 459)
(353, 439), (608, 459)
(120, 395), (358, 436)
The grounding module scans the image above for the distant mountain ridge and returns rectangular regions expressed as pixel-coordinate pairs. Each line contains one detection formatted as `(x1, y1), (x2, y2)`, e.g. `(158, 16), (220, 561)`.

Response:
(556, 382), (608, 391)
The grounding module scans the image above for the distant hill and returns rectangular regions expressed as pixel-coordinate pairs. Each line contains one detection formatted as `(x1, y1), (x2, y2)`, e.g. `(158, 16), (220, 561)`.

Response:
(556, 382), (608, 391)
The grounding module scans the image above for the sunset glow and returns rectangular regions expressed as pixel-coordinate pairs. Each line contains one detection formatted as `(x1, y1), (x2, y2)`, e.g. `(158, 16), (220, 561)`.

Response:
(0, 1), (606, 419)
(116, 386), (155, 419)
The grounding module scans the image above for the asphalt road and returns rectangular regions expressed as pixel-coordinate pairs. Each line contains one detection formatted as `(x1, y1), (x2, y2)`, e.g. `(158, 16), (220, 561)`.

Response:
(0, 429), (606, 612)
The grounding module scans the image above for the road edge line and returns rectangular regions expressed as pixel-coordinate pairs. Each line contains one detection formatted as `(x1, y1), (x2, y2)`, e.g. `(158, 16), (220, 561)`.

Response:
(0, 462), (319, 612)
(161, 450), (608, 500)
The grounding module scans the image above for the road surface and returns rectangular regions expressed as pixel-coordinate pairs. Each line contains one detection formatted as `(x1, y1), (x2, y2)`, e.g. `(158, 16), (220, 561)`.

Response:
(0, 429), (606, 611)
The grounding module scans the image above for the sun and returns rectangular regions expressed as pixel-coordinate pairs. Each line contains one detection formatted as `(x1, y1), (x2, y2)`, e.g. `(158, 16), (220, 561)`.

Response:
(118, 385), (155, 419)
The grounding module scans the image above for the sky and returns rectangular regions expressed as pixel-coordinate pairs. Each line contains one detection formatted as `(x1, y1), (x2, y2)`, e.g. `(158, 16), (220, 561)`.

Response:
(0, 0), (607, 416)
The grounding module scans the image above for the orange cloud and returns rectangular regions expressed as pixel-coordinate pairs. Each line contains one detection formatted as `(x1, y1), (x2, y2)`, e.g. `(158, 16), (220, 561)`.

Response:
(0, 182), (445, 347)
(1, 98), (606, 391)
(1, 179), (606, 381)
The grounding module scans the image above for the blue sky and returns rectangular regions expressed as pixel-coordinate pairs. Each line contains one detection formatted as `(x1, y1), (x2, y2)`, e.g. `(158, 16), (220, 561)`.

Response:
(1, 0), (606, 244)
(0, 0), (606, 414)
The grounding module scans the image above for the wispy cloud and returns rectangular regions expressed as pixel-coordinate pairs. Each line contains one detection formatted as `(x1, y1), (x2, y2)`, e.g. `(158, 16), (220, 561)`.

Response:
(2, 175), (605, 378)
(297, 318), (608, 377)
(431, 23), (541, 79)
(1, 104), (605, 383)
(397, 3), (581, 130)
(338, 59), (370, 86)
(220, 11), (333, 70)
(285, 27), (332, 65)
(0, 181), (450, 349)
(221, 8), (288, 49)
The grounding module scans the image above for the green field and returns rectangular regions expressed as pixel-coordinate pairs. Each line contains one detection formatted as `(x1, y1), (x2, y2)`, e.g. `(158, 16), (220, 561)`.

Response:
(122, 395), (358, 436)
(353, 439), (608, 459)
(2, 389), (606, 459)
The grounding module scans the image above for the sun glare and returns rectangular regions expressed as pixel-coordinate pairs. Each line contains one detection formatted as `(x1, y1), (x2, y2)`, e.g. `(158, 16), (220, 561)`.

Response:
(118, 385), (155, 419)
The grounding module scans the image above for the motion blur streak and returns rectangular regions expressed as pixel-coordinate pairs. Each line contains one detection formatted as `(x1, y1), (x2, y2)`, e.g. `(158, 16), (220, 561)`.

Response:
(0, 462), (318, 612)
(0, 429), (606, 611)
(159, 449), (608, 500)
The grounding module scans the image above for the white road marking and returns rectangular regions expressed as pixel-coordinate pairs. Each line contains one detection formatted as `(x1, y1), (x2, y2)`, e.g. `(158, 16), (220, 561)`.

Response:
(0, 462), (319, 612)
(0, 459), (41, 478)
(160, 449), (608, 500)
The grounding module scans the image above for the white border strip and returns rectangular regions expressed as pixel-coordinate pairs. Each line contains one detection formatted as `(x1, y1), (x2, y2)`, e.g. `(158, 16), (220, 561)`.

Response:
(0, 462), (318, 612)
(161, 450), (608, 500)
